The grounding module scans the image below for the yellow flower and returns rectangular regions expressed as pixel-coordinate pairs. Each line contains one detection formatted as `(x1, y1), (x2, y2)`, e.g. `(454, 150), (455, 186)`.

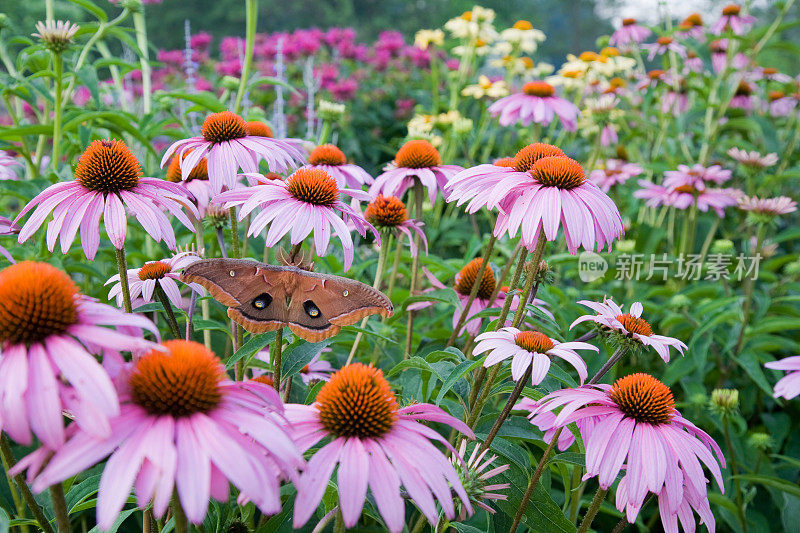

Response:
(462, 75), (510, 99)
(414, 29), (444, 50)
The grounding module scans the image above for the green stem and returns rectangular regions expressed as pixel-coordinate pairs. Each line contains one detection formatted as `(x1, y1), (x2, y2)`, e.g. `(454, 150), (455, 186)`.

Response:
(723, 416), (748, 532)
(234, 0), (258, 114)
(589, 347), (627, 385)
(509, 233), (547, 328)
(0, 436), (55, 533)
(510, 432), (559, 532)
(132, 10), (151, 114)
(229, 207), (241, 258)
(404, 180), (424, 359)
(347, 233), (391, 364)
(446, 234), (496, 347)
(478, 366), (532, 453)
(50, 484), (70, 533)
(45, 0), (54, 19)
(332, 506), (345, 533)
(194, 223), (212, 349)
(154, 285), (182, 338)
(272, 327), (283, 392)
(576, 488), (609, 533)
(51, 52), (63, 170)
(172, 494), (188, 533)
(318, 121), (332, 145)
(115, 248), (133, 313)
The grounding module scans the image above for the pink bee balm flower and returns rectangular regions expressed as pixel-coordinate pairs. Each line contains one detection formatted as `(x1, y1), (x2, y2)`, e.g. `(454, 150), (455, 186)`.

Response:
(0, 150), (21, 180)
(765, 356), (800, 399)
(408, 260), (553, 336)
(15, 139), (198, 260)
(0, 262), (158, 448)
(711, 4), (756, 35)
(589, 159), (644, 192)
(488, 81), (580, 131)
(493, 155), (624, 254)
(369, 140), (462, 205)
(364, 195), (428, 257)
(474, 327), (596, 385)
(522, 373), (725, 532)
(304, 144), (373, 189)
(286, 363), (475, 533)
(216, 168), (378, 271)
(610, 18), (652, 47)
(738, 195), (797, 216)
(0, 216), (19, 263)
(161, 112), (305, 194)
(571, 299), (687, 362)
(105, 251), (204, 309)
(445, 144), (565, 214)
(12, 340), (304, 529)
(727, 148), (778, 169)
(642, 36), (686, 61)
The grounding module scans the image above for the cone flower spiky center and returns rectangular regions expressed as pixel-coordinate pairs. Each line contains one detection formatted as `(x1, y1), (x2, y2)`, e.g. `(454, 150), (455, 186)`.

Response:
(394, 140), (442, 169)
(130, 340), (224, 417)
(514, 331), (554, 353)
(622, 17), (637, 26)
(454, 258), (496, 300)
(166, 149), (208, 182)
(202, 112), (248, 143)
(494, 157), (516, 168)
(522, 81), (555, 97)
(530, 156), (586, 189)
(138, 261), (171, 281)
(0, 262), (79, 346)
(251, 374), (274, 387)
(680, 13), (703, 28)
(365, 195), (408, 227)
(769, 90), (786, 101)
(722, 4), (741, 16)
(244, 121), (273, 137)
(286, 168), (340, 207)
(513, 143), (566, 172)
(735, 81), (753, 96)
(610, 373), (675, 425)
(615, 314), (653, 336)
(657, 36), (673, 45)
(75, 139), (142, 194)
(316, 363), (398, 439)
(309, 144), (347, 166)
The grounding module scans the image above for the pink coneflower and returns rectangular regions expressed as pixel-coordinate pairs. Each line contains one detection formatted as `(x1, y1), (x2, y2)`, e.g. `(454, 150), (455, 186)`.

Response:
(767, 90), (797, 117)
(727, 148), (778, 168)
(747, 66), (793, 84)
(450, 439), (510, 518)
(493, 155), (624, 254)
(634, 180), (740, 217)
(664, 164), (731, 187)
(161, 111), (305, 194)
(304, 144), (373, 189)
(0, 216), (18, 263)
(683, 51), (704, 74)
(738, 195), (797, 216)
(369, 140), (462, 205)
(589, 159), (644, 192)
(661, 88), (690, 116)
(675, 13), (705, 41)
(253, 346), (333, 384)
(474, 327), (596, 385)
(446, 144), (565, 214)
(730, 81), (755, 110)
(216, 168), (377, 270)
(521, 373), (725, 532)
(571, 299), (687, 362)
(711, 4), (756, 35)
(0, 150), (21, 180)
(0, 262), (158, 448)
(710, 39), (748, 73)
(287, 363), (475, 533)
(364, 195), (427, 256)
(15, 139), (197, 260)
(408, 260), (552, 336)
(765, 356), (800, 399)
(106, 251), (204, 309)
(642, 36), (686, 61)
(516, 398), (598, 451)
(166, 148), (214, 217)
(488, 81), (580, 131)
(610, 18), (651, 47)
(12, 340), (304, 528)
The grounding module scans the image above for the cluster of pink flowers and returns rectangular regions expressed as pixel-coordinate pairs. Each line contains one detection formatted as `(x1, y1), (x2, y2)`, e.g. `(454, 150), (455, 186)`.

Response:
(635, 164), (741, 217)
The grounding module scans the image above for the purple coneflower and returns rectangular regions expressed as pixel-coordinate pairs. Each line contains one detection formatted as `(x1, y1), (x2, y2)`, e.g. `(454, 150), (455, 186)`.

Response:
(609, 18), (651, 48)
(106, 251), (204, 309)
(730, 81), (756, 110)
(0, 261), (158, 448)
(16, 139), (197, 260)
(711, 4), (756, 35)
(13, 340), (304, 528)
(675, 13), (705, 41)
(0, 150), (21, 180)
(738, 195), (797, 216)
(287, 363), (475, 533)
(727, 148), (778, 169)
(161, 112), (305, 194)
(364, 195), (427, 256)
(0, 216), (18, 263)
(765, 356), (800, 399)
(369, 140), (462, 205)
(634, 180), (740, 217)
(304, 144), (373, 189)
(473, 327), (596, 385)
(488, 81), (579, 131)
(664, 164), (731, 187)
(642, 36), (686, 61)
(571, 299), (686, 362)
(216, 168), (377, 270)
(589, 159), (644, 192)
(767, 90), (797, 117)
(520, 373), (725, 532)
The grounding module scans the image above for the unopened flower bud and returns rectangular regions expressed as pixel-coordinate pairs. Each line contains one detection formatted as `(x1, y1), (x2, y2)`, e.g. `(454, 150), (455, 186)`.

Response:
(710, 388), (739, 415)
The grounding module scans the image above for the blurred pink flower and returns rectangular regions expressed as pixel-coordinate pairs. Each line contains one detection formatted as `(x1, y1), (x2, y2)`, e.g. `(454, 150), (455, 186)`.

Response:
(488, 81), (579, 131)
(765, 356), (800, 399)
(610, 18), (651, 47)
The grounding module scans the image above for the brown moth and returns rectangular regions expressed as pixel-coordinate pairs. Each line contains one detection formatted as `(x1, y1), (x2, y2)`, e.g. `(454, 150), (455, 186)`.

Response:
(181, 258), (393, 342)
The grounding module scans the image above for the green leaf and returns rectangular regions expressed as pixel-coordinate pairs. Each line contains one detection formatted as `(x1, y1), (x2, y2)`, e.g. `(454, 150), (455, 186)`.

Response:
(67, 0), (108, 22)
(226, 331), (278, 370)
(398, 288), (460, 311)
(733, 475), (800, 498)
(87, 507), (137, 532)
(247, 76), (300, 95)
(281, 339), (332, 378)
(435, 359), (482, 405)
(340, 324), (398, 344)
(386, 356), (445, 381)
(0, 124), (53, 140)
(494, 464), (576, 533)
(66, 474), (101, 513)
(192, 319), (234, 338)
(158, 91), (226, 113)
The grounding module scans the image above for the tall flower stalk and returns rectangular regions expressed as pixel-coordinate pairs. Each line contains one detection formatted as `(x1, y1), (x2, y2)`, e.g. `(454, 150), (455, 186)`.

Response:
(132, 6), (151, 114)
